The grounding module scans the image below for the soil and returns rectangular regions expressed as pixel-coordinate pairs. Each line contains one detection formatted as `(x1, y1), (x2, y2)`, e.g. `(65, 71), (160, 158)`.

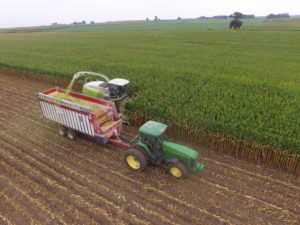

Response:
(0, 73), (299, 225)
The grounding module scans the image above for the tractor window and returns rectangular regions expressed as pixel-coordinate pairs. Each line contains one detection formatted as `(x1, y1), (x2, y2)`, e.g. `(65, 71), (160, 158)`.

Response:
(109, 84), (119, 98)
(119, 85), (128, 94)
(158, 132), (166, 144)
(140, 133), (163, 157)
(140, 133), (148, 145)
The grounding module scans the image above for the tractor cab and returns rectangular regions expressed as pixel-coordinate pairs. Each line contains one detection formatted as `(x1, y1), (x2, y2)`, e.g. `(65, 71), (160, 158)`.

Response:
(138, 121), (168, 163)
(124, 121), (204, 178)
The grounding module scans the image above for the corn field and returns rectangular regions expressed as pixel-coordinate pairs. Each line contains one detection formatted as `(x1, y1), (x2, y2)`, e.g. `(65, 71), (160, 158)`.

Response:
(0, 27), (299, 154)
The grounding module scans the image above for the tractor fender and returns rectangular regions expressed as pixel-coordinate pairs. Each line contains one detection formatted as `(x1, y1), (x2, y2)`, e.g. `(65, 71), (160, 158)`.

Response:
(137, 142), (152, 156)
(165, 158), (179, 164)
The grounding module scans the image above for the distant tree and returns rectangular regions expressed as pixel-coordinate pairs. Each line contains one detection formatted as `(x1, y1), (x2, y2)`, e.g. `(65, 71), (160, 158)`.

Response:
(266, 13), (290, 19)
(229, 12), (243, 30)
(90, 21), (95, 24)
(230, 12), (243, 20)
(229, 19), (243, 30)
(146, 17), (149, 21)
(154, 16), (160, 22)
(51, 22), (58, 26)
(198, 16), (209, 19)
(266, 14), (275, 19)
(242, 14), (255, 19)
(212, 15), (228, 19)
(82, 20), (86, 24)
(177, 17), (181, 20)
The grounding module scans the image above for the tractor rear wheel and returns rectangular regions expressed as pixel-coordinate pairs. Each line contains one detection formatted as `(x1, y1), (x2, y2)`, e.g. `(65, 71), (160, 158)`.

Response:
(131, 145), (151, 166)
(66, 129), (76, 140)
(124, 148), (148, 171)
(167, 162), (188, 179)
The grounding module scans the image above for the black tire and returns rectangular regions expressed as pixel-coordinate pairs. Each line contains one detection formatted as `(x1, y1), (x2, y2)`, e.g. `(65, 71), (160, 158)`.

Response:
(58, 126), (66, 136)
(123, 148), (148, 171)
(131, 145), (151, 166)
(167, 162), (188, 179)
(66, 129), (76, 140)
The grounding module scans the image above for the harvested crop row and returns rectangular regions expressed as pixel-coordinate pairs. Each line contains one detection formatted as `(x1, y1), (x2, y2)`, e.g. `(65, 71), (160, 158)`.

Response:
(0, 137), (136, 225)
(2, 93), (299, 199)
(0, 106), (213, 224)
(1, 118), (298, 225)
(0, 122), (244, 224)
(0, 162), (94, 225)
(2, 88), (298, 194)
(0, 100), (298, 225)
(1, 73), (300, 225)
(0, 127), (185, 225)
(0, 111), (296, 225)
(0, 113), (223, 225)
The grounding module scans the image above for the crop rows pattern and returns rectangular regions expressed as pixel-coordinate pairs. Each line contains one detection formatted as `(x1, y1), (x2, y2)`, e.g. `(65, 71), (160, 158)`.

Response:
(0, 73), (299, 224)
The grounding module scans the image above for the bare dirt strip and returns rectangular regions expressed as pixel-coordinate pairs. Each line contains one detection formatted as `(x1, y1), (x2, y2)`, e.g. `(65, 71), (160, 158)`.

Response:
(0, 73), (299, 225)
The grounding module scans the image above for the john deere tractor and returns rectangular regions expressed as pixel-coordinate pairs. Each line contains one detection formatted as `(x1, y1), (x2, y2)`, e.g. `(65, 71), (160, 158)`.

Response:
(124, 121), (204, 178)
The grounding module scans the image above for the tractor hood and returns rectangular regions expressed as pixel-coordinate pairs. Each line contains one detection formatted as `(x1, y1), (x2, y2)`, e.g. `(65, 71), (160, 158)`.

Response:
(162, 141), (199, 159)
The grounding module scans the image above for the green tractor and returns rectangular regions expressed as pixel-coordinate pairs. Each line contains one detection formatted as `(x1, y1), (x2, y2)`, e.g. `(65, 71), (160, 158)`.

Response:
(124, 121), (204, 178)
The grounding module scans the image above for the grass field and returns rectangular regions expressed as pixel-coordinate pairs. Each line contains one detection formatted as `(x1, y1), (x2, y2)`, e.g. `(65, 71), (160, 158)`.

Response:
(0, 19), (263, 32)
(40, 19), (263, 32)
(245, 18), (300, 31)
(0, 19), (299, 154)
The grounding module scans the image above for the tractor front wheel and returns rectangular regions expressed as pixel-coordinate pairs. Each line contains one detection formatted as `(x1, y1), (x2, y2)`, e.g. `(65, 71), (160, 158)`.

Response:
(168, 162), (188, 179)
(124, 148), (148, 171)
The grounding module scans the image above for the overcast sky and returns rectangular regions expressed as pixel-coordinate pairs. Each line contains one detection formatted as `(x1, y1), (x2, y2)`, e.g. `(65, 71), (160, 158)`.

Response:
(0, 0), (299, 28)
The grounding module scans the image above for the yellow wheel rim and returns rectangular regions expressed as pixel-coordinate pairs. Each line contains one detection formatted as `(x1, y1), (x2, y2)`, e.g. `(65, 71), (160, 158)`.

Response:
(127, 155), (140, 169)
(170, 167), (182, 177)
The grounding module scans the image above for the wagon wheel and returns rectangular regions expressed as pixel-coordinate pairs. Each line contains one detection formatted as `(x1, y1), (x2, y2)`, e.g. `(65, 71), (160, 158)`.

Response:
(66, 129), (76, 140)
(123, 148), (148, 171)
(58, 126), (67, 136)
(167, 162), (188, 179)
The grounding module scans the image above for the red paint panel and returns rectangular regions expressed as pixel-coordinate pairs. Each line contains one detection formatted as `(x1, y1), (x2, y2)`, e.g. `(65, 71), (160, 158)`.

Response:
(101, 120), (122, 135)
(43, 88), (58, 95)
(90, 115), (104, 135)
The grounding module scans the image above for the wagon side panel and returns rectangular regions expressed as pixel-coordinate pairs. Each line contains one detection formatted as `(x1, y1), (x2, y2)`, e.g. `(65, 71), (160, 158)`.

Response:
(38, 99), (95, 137)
